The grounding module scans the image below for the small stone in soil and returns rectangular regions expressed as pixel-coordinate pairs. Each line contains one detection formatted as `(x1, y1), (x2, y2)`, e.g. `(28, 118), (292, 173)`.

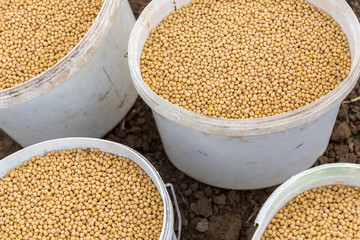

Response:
(214, 194), (226, 205)
(196, 218), (209, 232)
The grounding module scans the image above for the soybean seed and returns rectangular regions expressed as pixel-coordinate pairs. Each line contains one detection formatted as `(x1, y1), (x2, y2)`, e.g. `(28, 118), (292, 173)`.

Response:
(0, 148), (164, 240)
(262, 185), (360, 240)
(0, 0), (103, 91)
(141, 0), (351, 119)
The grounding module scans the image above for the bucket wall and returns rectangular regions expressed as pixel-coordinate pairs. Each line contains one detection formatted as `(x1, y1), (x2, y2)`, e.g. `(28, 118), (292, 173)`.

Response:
(129, 0), (360, 189)
(0, 0), (138, 147)
(153, 104), (340, 189)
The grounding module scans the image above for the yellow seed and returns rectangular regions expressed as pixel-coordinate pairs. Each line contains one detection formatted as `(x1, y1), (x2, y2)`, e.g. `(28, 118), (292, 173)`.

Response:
(141, 0), (351, 119)
(0, 0), (104, 91)
(0, 148), (164, 239)
(261, 185), (360, 240)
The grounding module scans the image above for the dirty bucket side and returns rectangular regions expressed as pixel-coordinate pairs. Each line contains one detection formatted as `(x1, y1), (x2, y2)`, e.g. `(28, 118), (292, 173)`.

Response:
(251, 163), (360, 240)
(0, 137), (177, 240)
(152, 104), (340, 189)
(0, 0), (138, 147)
(128, 0), (360, 189)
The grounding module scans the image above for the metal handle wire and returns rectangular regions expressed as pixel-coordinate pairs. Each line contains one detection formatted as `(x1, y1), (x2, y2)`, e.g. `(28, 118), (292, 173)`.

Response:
(165, 183), (182, 240)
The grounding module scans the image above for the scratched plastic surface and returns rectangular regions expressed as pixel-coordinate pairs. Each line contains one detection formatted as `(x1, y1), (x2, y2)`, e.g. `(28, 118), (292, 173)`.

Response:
(0, 0), (138, 147)
(129, 0), (360, 189)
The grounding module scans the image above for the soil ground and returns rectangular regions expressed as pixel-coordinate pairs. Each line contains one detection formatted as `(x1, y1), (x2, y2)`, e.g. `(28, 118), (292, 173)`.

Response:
(1, 0), (360, 239)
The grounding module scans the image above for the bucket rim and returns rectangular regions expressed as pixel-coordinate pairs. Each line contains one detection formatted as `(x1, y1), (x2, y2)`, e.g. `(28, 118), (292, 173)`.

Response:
(252, 163), (360, 239)
(128, 0), (360, 137)
(0, 137), (174, 240)
(0, 0), (119, 108)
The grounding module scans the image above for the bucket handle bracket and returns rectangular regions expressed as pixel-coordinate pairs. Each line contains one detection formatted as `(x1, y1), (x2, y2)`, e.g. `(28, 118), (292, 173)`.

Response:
(166, 183), (182, 240)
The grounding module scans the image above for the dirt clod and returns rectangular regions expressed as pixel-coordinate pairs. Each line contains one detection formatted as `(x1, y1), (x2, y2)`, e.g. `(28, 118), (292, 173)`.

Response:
(190, 197), (213, 218)
(208, 214), (242, 240)
(196, 218), (209, 232)
(214, 194), (227, 205)
(331, 121), (352, 142)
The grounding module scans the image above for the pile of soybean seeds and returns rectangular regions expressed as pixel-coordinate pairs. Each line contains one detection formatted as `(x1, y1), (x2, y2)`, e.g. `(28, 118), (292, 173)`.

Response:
(262, 185), (360, 240)
(141, 0), (351, 119)
(0, 0), (103, 91)
(0, 148), (164, 240)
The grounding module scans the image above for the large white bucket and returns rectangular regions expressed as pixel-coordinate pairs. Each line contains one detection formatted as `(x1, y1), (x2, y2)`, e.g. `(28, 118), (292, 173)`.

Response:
(128, 0), (360, 189)
(0, 0), (138, 147)
(0, 137), (181, 240)
(252, 163), (360, 240)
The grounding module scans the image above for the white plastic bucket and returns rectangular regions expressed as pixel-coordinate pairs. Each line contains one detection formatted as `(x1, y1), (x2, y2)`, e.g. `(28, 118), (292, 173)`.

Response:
(0, 137), (181, 240)
(128, 0), (360, 189)
(0, 0), (138, 147)
(252, 163), (360, 240)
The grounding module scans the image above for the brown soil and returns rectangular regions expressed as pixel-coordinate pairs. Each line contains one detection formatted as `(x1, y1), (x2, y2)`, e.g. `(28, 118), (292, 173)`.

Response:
(1, 1), (360, 239)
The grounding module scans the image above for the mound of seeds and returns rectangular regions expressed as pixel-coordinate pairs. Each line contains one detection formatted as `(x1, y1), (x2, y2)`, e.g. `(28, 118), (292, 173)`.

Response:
(141, 0), (351, 119)
(0, 148), (164, 239)
(262, 185), (360, 239)
(0, 0), (103, 91)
